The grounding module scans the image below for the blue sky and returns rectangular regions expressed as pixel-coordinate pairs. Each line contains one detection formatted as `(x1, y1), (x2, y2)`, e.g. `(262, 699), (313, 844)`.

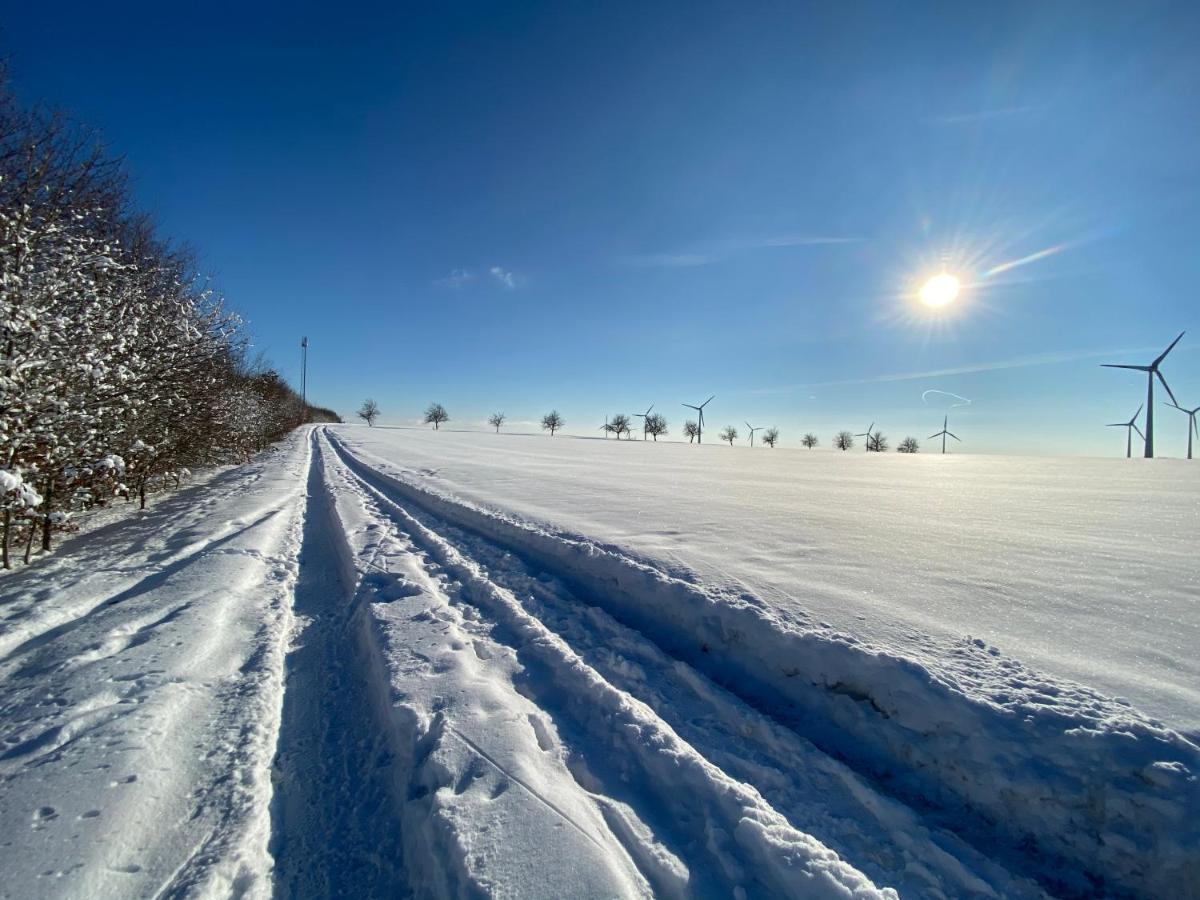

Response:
(5, 1), (1199, 455)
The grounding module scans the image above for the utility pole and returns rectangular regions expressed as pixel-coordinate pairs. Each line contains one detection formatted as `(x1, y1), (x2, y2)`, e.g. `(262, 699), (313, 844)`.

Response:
(300, 336), (308, 421)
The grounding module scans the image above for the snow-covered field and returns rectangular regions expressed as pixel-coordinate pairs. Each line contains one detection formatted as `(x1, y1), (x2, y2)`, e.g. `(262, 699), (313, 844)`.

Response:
(1, 424), (1197, 898)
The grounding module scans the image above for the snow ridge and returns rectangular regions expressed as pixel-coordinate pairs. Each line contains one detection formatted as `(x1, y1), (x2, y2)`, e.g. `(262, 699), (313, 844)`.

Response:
(326, 430), (1200, 898)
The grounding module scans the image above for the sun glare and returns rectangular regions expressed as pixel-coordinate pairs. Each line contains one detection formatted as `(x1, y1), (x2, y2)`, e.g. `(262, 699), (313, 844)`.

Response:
(919, 273), (961, 308)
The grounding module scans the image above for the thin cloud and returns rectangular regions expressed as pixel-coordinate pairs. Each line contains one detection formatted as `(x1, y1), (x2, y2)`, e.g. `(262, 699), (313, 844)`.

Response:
(741, 345), (1175, 395)
(922, 389), (972, 409)
(928, 104), (1039, 125)
(489, 266), (517, 289)
(621, 233), (863, 268)
(434, 269), (474, 289)
(623, 253), (715, 268)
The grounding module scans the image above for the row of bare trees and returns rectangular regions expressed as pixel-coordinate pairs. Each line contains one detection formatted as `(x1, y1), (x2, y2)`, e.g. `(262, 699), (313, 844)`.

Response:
(356, 400), (927, 454)
(0, 73), (328, 567)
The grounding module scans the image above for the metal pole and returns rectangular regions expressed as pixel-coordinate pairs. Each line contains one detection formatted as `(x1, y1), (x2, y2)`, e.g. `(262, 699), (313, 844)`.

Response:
(300, 336), (308, 420)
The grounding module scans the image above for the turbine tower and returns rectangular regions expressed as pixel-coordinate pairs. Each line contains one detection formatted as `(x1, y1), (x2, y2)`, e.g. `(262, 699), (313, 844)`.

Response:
(1106, 404), (1145, 459)
(634, 404), (654, 441)
(682, 395), (714, 444)
(855, 422), (875, 452)
(929, 415), (960, 454)
(1102, 332), (1184, 458)
(1167, 402), (1200, 460)
(745, 422), (764, 447)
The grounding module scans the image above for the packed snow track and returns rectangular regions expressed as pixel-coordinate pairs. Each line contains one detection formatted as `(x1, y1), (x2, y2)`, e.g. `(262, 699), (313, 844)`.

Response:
(1, 425), (1196, 898)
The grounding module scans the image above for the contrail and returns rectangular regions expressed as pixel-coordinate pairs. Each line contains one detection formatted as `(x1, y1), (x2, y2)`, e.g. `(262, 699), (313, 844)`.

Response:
(981, 243), (1069, 278)
(922, 389), (972, 408)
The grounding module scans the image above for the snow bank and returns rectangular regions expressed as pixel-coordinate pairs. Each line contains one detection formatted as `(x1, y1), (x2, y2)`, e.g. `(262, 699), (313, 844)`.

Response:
(318, 431), (897, 898)
(327, 430), (1200, 897)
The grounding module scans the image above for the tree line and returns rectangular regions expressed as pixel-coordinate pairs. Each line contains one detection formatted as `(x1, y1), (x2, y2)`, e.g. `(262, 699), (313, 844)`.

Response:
(356, 400), (928, 452)
(0, 72), (331, 568)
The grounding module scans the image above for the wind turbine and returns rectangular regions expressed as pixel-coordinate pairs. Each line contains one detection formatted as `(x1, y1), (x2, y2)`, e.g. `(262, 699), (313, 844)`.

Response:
(745, 422), (764, 447)
(1166, 402), (1200, 460)
(1106, 404), (1145, 459)
(634, 404), (654, 441)
(929, 415), (960, 454)
(600, 416), (609, 439)
(855, 422), (875, 452)
(682, 395), (714, 444)
(1102, 332), (1184, 458)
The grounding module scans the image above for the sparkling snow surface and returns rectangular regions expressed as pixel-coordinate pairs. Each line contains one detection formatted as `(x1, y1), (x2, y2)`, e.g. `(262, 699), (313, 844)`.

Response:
(2, 425), (1196, 898)
(335, 425), (1200, 735)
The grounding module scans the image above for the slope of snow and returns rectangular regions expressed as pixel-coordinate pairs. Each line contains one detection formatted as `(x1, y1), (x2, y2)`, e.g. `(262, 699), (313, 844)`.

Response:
(327, 425), (1200, 897)
(316, 430), (1038, 898)
(331, 426), (1200, 735)
(0, 433), (311, 898)
(2, 423), (1194, 898)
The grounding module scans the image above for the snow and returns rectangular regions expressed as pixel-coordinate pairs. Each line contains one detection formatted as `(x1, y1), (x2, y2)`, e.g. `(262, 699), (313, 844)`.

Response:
(1, 424), (1196, 897)
(325, 424), (1200, 896)
(332, 426), (1200, 736)
(0, 433), (310, 897)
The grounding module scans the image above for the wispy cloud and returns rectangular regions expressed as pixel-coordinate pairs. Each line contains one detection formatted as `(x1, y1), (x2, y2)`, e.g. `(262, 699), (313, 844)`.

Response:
(489, 266), (517, 289)
(928, 104), (1039, 125)
(741, 345), (1172, 395)
(622, 252), (715, 268)
(621, 233), (863, 269)
(922, 389), (972, 409)
(434, 269), (475, 289)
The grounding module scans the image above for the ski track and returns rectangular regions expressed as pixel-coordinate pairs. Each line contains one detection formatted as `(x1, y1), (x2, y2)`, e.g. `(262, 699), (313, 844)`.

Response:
(2, 424), (1195, 898)
(315, 429), (1043, 898)
(320, 428), (1199, 899)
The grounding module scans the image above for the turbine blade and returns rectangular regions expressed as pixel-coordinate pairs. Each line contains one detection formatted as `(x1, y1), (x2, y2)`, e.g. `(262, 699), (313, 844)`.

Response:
(1106, 423), (1125, 428)
(928, 432), (941, 440)
(701, 395), (714, 408)
(948, 432), (961, 441)
(1133, 425), (1145, 440)
(1101, 364), (1151, 371)
(1153, 331), (1185, 367)
(1134, 403), (1144, 418)
(1157, 370), (1179, 406)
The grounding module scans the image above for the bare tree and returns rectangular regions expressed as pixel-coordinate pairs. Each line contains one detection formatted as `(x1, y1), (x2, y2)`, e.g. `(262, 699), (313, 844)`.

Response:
(358, 398), (380, 427)
(802, 433), (818, 449)
(683, 420), (699, 443)
(762, 427), (779, 447)
(897, 436), (920, 453)
(719, 425), (738, 445)
(487, 412), (505, 433)
(645, 413), (668, 441)
(869, 430), (889, 452)
(608, 413), (632, 439)
(541, 410), (563, 435)
(834, 431), (854, 451)
(424, 402), (449, 429)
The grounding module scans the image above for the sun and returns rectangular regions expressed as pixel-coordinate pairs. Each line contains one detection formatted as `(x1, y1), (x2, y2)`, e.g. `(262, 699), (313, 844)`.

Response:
(919, 273), (961, 308)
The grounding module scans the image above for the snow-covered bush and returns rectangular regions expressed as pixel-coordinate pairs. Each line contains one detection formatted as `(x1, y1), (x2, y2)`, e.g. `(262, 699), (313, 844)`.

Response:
(0, 72), (320, 566)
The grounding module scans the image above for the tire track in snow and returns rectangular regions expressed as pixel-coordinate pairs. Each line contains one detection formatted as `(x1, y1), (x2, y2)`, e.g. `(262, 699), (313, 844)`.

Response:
(268, 432), (409, 898)
(325, 431), (1200, 899)
(319, 430), (910, 899)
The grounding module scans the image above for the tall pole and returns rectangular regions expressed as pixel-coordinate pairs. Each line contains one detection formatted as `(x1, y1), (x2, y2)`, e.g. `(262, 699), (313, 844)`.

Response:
(300, 336), (308, 422)
(1143, 374), (1154, 458)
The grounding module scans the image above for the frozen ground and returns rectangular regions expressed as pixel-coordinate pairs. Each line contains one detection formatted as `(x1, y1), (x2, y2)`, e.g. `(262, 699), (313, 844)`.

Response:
(335, 425), (1200, 737)
(1, 425), (1196, 898)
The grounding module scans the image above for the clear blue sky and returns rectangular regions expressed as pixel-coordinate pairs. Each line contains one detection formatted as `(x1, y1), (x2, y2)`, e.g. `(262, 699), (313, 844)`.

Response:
(6, 1), (1199, 455)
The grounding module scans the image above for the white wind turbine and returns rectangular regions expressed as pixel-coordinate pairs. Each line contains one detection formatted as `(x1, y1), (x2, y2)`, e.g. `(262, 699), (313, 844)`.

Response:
(682, 395), (714, 444)
(1106, 404), (1145, 459)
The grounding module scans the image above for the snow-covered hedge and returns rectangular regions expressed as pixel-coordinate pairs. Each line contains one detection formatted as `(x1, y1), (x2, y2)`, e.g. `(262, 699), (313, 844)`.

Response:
(0, 73), (330, 566)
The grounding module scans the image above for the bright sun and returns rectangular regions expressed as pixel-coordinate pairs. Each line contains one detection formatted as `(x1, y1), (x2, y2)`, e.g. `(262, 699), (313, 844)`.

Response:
(919, 273), (960, 308)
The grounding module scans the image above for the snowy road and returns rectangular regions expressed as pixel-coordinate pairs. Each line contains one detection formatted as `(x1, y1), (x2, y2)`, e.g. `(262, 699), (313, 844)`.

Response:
(1, 426), (1197, 898)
